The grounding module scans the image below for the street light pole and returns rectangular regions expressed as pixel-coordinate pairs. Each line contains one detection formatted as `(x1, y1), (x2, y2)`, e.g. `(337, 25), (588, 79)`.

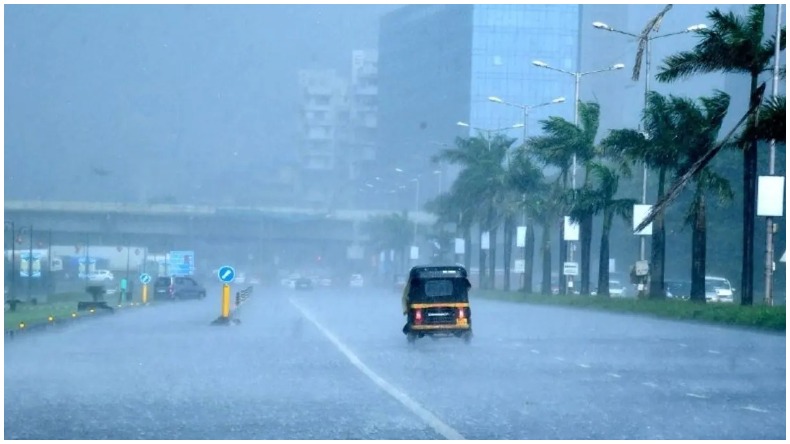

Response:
(5, 222), (15, 300)
(593, 19), (708, 296)
(765, 3), (782, 306)
(532, 60), (624, 294)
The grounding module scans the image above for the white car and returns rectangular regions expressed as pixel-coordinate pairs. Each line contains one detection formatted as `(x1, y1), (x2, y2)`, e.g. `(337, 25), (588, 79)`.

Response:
(705, 276), (734, 302)
(88, 270), (114, 282)
(349, 274), (364, 288)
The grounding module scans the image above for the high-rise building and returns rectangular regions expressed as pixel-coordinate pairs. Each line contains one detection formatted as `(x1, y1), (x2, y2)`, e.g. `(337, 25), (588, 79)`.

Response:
(297, 50), (380, 208)
(377, 4), (583, 208)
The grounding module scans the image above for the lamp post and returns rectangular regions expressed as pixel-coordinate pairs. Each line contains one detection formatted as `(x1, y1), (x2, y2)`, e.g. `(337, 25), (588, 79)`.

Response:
(592, 20), (707, 269)
(456, 121), (524, 153)
(487, 95), (566, 293)
(532, 59), (624, 294)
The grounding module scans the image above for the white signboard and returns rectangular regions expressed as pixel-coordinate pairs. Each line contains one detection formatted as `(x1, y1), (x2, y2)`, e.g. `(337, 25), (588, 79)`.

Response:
(454, 238), (465, 255)
(563, 261), (579, 276)
(609, 258), (616, 273)
(516, 226), (527, 247)
(633, 204), (653, 236)
(757, 176), (785, 217)
(410, 246), (419, 260)
(514, 259), (525, 274)
(563, 217), (579, 241)
(481, 231), (490, 250)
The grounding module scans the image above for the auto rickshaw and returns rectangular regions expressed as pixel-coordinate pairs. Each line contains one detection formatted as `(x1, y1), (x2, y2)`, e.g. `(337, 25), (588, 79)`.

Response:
(401, 265), (472, 344)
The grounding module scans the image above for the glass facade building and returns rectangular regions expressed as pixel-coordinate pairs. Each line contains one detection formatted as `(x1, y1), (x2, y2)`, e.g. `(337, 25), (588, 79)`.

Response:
(377, 4), (581, 207)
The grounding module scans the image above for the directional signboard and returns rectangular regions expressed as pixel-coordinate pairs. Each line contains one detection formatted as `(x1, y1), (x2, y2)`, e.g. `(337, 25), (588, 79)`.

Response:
(168, 250), (195, 276)
(218, 265), (236, 283)
(139, 273), (151, 284)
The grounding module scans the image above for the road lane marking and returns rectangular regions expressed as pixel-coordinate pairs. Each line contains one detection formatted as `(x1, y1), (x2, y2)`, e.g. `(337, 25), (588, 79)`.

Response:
(642, 382), (659, 388)
(554, 357), (565, 362)
(607, 373), (621, 378)
(748, 357), (761, 364)
(741, 405), (768, 413)
(686, 393), (708, 399)
(289, 298), (465, 440)
(679, 343), (688, 347)
(707, 349), (721, 354)
(530, 349), (540, 354)
(577, 363), (591, 368)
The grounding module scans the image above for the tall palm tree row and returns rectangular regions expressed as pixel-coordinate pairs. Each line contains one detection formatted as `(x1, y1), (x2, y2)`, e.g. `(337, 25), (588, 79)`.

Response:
(656, 4), (786, 305)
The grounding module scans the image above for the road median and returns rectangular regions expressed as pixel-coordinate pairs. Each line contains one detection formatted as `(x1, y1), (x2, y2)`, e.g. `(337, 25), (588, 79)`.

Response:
(475, 290), (786, 332)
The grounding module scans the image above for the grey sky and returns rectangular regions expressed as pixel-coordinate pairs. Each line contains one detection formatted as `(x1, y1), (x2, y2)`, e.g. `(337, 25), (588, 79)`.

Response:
(5, 4), (398, 203)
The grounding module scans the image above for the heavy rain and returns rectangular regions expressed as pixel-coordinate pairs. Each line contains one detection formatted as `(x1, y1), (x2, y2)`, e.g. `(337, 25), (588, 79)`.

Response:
(4, 3), (787, 440)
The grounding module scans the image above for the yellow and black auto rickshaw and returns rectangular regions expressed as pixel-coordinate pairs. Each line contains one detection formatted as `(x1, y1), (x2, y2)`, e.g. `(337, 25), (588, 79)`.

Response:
(401, 265), (472, 344)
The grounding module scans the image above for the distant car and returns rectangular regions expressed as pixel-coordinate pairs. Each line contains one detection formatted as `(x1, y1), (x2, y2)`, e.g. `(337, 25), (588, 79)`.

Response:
(153, 276), (206, 300)
(319, 278), (332, 287)
(665, 279), (691, 299)
(88, 269), (114, 282)
(294, 277), (313, 291)
(706, 276), (734, 303)
(394, 274), (407, 292)
(350, 274), (364, 288)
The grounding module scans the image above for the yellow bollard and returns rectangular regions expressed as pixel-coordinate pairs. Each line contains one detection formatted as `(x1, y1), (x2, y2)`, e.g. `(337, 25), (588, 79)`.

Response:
(221, 284), (230, 318)
(142, 284), (148, 304)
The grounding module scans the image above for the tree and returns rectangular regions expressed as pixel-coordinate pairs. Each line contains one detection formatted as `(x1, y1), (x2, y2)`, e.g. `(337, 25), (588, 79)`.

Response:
(601, 92), (686, 299)
(671, 91), (733, 302)
(433, 134), (515, 289)
(364, 212), (413, 274)
(528, 101), (601, 295)
(656, 4), (786, 305)
(568, 163), (636, 296)
(506, 148), (547, 293)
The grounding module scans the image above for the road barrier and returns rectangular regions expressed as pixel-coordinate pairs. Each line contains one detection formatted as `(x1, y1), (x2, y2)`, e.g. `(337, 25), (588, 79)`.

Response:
(211, 285), (253, 326)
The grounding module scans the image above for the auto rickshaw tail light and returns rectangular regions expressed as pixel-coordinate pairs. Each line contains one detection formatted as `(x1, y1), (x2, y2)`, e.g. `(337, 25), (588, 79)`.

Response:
(458, 308), (465, 319)
(414, 309), (423, 324)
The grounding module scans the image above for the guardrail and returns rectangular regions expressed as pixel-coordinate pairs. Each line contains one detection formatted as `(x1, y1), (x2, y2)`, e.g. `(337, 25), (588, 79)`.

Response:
(211, 285), (253, 326)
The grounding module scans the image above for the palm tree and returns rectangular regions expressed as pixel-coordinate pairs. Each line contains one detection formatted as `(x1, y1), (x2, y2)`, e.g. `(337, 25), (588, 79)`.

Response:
(601, 92), (687, 299)
(656, 4), (786, 305)
(506, 148), (547, 293)
(568, 163), (636, 296)
(671, 91), (733, 302)
(364, 212), (413, 274)
(531, 181), (566, 295)
(425, 183), (476, 269)
(433, 134), (514, 289)
(528, 101), (601, 295)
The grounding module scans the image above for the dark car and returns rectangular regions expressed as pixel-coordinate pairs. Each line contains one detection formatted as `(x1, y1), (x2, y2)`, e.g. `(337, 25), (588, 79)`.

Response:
(665, 279), (691, 299)
(153, 276), (206, 300)
(294, 277), (313, 291)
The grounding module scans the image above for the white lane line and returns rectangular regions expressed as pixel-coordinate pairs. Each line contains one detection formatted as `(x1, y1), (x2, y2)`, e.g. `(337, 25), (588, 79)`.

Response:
(707, 349), (721, 354)
(577, 363), (591, 369)
(741, 405), (769, 413)
(686, 393), (708, 399)
(554, 357), (565, 362)
(679, 343), (688, 348)
(642, 382), (659, 388)
(530, 349), (540, 354)
(607, 373), (622, 378)
(748, 357), (761, 364)
(289, 298), (464, 440)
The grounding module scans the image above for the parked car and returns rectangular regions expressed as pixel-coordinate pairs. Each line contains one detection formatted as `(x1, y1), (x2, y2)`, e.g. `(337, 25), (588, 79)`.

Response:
(88, 269), (114, 282)
(153, 276), (206, 300)
(294, 277), (313, 291)
(665, 279), (691, 299)
(591, 279), (630, 297)
(349, 274), (364, 288)
(706, 276), (734, 302)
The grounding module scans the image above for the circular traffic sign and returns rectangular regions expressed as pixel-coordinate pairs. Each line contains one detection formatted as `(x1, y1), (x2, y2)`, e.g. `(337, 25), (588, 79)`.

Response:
(139, 273), (152, 284)
(217, 265), (236, 283)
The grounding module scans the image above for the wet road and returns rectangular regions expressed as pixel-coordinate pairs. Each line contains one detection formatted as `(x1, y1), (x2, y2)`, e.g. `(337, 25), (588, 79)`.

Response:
(4, 285), (786, 439)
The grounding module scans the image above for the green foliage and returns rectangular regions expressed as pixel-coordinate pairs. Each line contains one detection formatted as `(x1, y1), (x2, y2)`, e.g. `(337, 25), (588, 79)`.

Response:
(476, 290), (786, 331)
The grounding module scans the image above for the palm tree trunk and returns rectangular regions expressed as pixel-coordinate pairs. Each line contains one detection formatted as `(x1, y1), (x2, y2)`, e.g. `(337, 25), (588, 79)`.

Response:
(503, 217), (513, 292)
(559, 219), (567, 295)
(690, 189), (707, 303)
(598, 210), (613, 297)
(524, 220), (535, 294)
(478, 225), (487, 290)
(541, 222), (552, 295)
(489, 225), (498, 290)
(580, 213), (593, 295)
(741, 73), (759, 306)
(649, 167), (667, 299)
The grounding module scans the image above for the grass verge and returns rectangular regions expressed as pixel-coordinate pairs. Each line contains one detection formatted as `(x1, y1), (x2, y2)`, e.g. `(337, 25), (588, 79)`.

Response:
(4, 292), (129, 331)
(475, 290), (786, 332)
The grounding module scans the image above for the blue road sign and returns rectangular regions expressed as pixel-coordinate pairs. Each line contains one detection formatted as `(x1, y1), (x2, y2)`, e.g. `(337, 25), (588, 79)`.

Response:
(140, 273), (152, 284)
(168, 250), (195, 276)
(218, 266), (235, 283)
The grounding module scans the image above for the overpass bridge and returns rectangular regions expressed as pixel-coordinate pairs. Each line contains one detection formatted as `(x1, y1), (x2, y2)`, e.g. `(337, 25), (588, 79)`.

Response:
(4, 200), (437, 270)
